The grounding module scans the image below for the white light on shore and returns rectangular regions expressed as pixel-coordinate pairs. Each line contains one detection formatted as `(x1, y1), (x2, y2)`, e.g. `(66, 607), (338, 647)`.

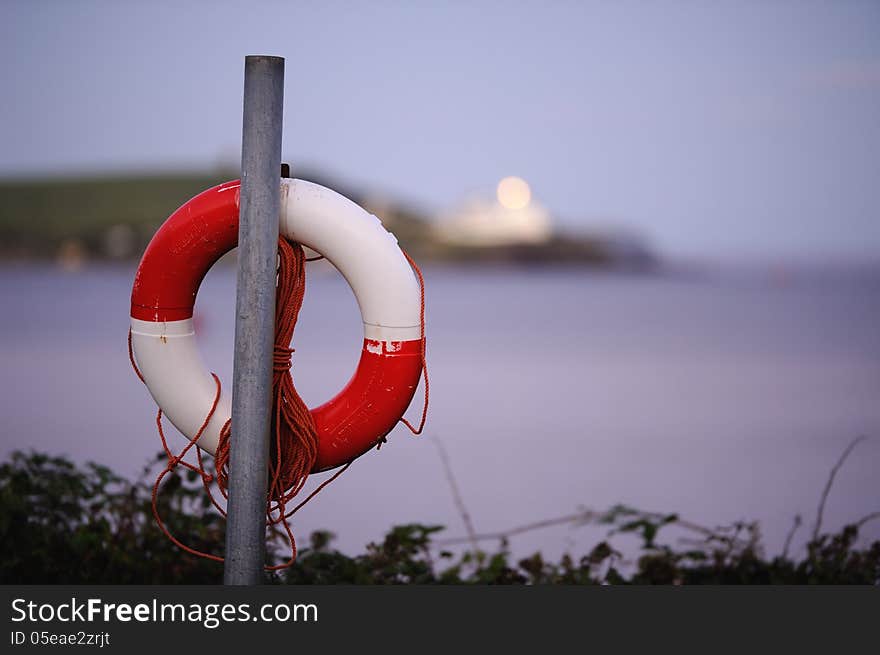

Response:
(496, 176), (531, 210)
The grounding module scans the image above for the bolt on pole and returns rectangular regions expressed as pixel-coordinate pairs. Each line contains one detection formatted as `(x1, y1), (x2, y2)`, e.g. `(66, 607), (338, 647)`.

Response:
(224, 55), (285, 585)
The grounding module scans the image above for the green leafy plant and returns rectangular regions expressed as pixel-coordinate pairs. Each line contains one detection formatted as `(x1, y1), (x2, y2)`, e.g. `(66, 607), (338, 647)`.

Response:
(0, 448), (877, 585)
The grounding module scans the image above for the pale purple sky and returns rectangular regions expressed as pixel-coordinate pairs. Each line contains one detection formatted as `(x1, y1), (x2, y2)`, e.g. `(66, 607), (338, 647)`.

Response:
(2, 1), (879, 260)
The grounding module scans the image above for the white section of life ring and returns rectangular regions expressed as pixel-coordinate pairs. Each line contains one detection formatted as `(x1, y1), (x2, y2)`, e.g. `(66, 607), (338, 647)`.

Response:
(280, 179), (422, 342)
(130, 317), (230, 454)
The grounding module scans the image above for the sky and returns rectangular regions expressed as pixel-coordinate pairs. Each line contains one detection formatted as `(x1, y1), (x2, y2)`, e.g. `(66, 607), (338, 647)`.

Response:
(2, 0), (879, 261)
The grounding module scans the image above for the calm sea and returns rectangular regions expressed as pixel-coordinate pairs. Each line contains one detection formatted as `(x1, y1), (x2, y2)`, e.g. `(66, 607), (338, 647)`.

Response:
(1, 263), (878, 561)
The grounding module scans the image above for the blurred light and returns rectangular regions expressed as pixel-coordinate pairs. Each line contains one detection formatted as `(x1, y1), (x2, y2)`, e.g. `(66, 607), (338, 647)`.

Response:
(496, 176), (531, 210)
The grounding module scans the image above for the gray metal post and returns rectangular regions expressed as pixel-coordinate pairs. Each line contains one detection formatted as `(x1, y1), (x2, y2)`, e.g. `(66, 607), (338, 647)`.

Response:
(224, 55), (285, 585)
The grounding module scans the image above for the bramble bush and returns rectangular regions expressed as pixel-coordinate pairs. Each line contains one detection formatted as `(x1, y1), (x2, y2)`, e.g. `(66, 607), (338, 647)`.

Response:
(0, 450), (877, 584)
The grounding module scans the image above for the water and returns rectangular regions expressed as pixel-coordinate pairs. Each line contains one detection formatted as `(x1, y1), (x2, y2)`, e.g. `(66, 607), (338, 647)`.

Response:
(1, 263), (878, 562)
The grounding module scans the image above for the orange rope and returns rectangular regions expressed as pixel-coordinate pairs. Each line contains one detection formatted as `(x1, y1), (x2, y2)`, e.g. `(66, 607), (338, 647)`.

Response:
(128, 238), (428, 568)
(399, 250), (429, 435)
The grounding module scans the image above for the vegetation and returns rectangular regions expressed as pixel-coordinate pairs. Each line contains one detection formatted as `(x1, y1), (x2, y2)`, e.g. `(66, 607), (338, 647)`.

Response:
(0, 170), (432, 262)
(0, 447), (876, 584)
(0, 172), (235, 261)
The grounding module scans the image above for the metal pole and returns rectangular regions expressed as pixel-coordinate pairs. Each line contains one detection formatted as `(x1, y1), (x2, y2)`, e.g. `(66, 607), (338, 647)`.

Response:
(224, 55), (284, 585)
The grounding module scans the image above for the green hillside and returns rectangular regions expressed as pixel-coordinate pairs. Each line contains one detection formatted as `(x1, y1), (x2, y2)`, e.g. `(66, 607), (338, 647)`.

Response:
(0, 170), (434, 262)
(0, 172), (238, 259)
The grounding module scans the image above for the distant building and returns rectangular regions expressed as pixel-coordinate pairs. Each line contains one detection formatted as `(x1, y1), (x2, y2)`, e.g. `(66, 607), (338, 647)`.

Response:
(433, 177), (552, 247)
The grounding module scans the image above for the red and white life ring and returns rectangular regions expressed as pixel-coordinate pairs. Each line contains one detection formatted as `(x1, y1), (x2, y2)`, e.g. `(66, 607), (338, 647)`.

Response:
(130, 178), (424, 472)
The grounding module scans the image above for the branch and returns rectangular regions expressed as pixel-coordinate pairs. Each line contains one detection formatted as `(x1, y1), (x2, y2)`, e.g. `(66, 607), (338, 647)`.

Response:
(432, 435), (876, 556)
(434, 507), (736, 548)
(813, 435), (869, 541)
(433, 438), (479, 552)
(854, 511), (880, 530)
(434, 511), (596, 546)
(781, 514), (801, 560)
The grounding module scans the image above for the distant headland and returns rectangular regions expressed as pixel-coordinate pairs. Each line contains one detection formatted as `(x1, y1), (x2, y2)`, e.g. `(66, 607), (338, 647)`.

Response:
(0, 169), (658, 271)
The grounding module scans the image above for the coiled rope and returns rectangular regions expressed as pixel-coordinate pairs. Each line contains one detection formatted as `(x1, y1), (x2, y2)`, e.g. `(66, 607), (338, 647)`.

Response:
(128, 237), (427, 569)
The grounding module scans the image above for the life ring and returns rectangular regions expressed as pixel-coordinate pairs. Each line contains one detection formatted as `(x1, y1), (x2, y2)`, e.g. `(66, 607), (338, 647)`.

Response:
(130, 178), (424, 472)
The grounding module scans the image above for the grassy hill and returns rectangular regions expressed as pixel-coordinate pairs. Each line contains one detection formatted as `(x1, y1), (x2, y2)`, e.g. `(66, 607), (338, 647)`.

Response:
(0, 171), (239, 260)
